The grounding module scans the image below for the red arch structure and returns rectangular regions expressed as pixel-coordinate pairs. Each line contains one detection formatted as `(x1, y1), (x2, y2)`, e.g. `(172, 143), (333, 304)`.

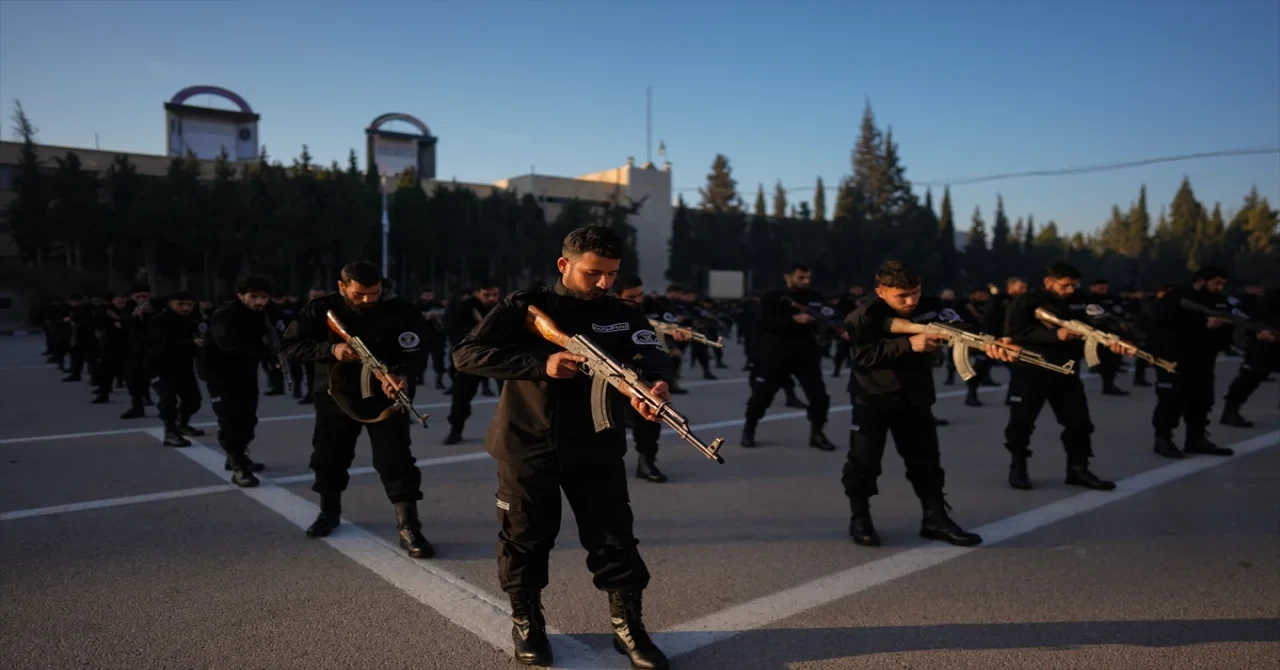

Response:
(169, 85), (255, 114)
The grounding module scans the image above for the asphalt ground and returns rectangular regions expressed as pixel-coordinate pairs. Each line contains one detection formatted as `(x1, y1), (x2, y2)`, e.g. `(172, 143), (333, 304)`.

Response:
(1, 335), (1277, 669)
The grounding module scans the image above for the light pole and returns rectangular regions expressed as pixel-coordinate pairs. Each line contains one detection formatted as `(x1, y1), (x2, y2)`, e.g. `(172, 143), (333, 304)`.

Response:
(380, 174), (390, 279)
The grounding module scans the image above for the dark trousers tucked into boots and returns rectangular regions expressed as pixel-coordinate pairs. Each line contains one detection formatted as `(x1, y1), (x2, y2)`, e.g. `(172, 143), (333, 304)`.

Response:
(444, 371), (484, 443)
(1005, 368), (1115, 489)
(211, 387), (261, 486)
(629, 408), (666, 482)
(154, 372), (203, 445)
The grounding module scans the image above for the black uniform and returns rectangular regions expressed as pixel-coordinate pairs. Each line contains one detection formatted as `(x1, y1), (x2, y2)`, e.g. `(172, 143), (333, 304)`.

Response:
(451, 282), (672, 596)
(280, 293), (429, 507)
(92, 304), (131, 402)
(204, 300), (270, 480)
(742, 286), (834, 449)
(1127, 294), (1157, 386)
(1086, 292), (1128, 394)
(1148, 286), (1235, 456)
(264, 301), (298, 396)
(145, 309), (204, 442)
(1002, 291), (1114, 490)
(121, 300), (161, 418)
(1222, 290), (1280, 425)
(953, 298), (994, 404)
(444, 296), (495, 442)
(417, 299), (449, 389)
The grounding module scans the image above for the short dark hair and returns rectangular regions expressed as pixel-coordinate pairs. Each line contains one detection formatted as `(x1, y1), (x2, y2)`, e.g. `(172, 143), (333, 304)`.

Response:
(1007, 276), (1025, 284)
(131, 284), (151, 294)
(473, 278), (498, 291)
(1045, 262), (1081, 280)
(562, 225), (623, 260)
(235, 274), (275, 296)
(614, 275), (644, 294)
(788, 263), (810, 274)
(874, 260), (921, 289)
(340, 261), (382, 286)
(1089, 278), (1109, 287)
(1193, 265), (1227, 281)
(666, 283), (685, 293)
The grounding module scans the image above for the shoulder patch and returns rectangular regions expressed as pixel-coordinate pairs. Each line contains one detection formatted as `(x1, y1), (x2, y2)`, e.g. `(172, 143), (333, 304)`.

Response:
(591, 322), (630, 333)
(632, 329), (660, 346)
(662, 312), (679, 323)
(820, 306), (835, 317)
(198, 322), (208, 334)
(398, 331), (421, 348)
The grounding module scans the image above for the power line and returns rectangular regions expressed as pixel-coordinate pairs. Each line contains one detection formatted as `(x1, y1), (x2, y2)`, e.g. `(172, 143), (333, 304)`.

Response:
(672, 144), (1280, 194)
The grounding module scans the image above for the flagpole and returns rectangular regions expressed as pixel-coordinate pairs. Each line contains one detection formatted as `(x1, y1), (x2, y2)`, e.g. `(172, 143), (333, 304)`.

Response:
(646, 86), (652, 165)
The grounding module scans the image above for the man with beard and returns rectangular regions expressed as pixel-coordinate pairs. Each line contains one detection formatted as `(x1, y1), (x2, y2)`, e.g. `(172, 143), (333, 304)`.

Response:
(442, 279), (502, 445)
(1002, 262), (1123, 491)
(91, 294), (132, 405)
(146, 291), (207, 447)
(121, 285), (160, 420)
(280, 261), (433, 559)
(452, 225), (673, 669)
(204, 276), (277, 487)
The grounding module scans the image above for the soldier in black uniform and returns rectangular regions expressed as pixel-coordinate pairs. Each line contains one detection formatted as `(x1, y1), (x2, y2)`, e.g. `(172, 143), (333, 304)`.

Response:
(61, 294), (95, 382)
(1086, 279), (1129, 396)
(1002, 262), (1121, 491)
(956, 286), (996, 406)
(120, 286), (160, 419)
(983, 277), (1027, 406)
(741, 263), (837, 450)
(843, 261), (993, 548)
(280, 261), (432, 559)
(1220, 287), (1280, 427)
(91, 294), (132, 404)
(264, 292), (297, 396)
(452, 225), (672, 669)
(146, 291), (207, 447)
(616, 274), (691, 483)
(1148, 266), (1237, 458)
(442, 279), (501, 445)
(416, 288), (450, 390)
(295, 287), (326, 404)
(831, 286), (865, 377)
(204, 276), (277, 487)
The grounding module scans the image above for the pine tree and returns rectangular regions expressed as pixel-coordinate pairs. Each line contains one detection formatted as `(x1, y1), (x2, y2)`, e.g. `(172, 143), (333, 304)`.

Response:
(852, 101), (887, 223)
(937, 187), (959, 284)
(1100, 205), (1128, 254)
(753, 183), (766, 217)
(1244, 197), (1278, 252)
(964, 205), (988, 280)
(1123, 185), (1150, 258)
(698, 154), (742, 214)
(1035, 221), (1062, 251)
(797, 202), (811, 220)
(1203, 202), (1226, 266)
(880, 127), (911, 219)
(1169, 177), (1206, 269)
(1024, 214), (1036, 251)
(813, 177), (826, 222)
(6, 99), (51, 265)
(668, 195), (694, 281)
(1013, 217), (1025, 252)
(1225, 185), (1261, 254)
(990, 195), (1011, 275)
(772, 180), (787, 219)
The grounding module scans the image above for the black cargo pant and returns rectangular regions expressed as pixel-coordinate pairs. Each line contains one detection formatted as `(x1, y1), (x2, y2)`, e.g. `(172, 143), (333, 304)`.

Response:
(1224, 345), (1279, 409)
(746, 351), (830, 426)
(310, 402), (422, 504)
(628, 406), (661, 460)
(842, 402), (945, 503)
(1004, 367), (1094, 466)
(94, 347), (125, 394)
(125, 351), (150, 401)
(153, 369), (202, 424)
(495, 456), (649, 594)
(1096, 347), (1121, 387)
(209, 379), (259, 458)
(447, 372), (485, 430)
(1153, 359), (1215, 441)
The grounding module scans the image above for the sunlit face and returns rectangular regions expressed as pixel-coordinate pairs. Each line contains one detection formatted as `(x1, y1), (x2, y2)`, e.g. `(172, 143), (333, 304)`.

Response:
(618, 286), (644, 303)
(786, 270), (812, 290)
(239, 290), (271, 311)
(338, 279), (383, 310)
(169, 299), (196, 316)
(875, 284), (922, 316)
(474, 287), (500, 307)
(557, 252), (620, 299)
(1043, 276), (1080, 298)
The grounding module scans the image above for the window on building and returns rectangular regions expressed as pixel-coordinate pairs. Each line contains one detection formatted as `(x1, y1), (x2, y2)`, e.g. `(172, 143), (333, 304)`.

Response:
(0, 164), (15, 190)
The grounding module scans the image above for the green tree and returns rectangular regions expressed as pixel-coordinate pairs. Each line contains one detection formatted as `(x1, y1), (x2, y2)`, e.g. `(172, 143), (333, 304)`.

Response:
(1168, 177), (1207, 270)
(1244, 196), (1278, 252)
(964, 206), (988, 281)
(772, 180), (787, 219)
(753, 183), (766, 217)
(48, 152), (100, 272)
(797, 201), (811, 220)
(936, 187), (959, 285)
(667, 195), (694, 282)
(852, 101), (887, 223)
(698, 154), (742, 214)
(990, 195), (1011, 277)
(6, 100), (51, 266)
(1034, 220), (1063, 254)
(813, 177), (826, 222)
(102, 155), (144, 285)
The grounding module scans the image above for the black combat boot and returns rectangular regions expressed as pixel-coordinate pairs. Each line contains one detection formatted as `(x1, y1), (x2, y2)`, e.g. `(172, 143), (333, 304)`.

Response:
(443, 422), (464, 445)
(175, 418), (205, 437)
(965, 388), (983, 407)
(1219, 405), (1254, 428)
(306, 495), (342, 538)
(91, 391), (109, 404)
(1065, 464), (1116, 490)
(740, 420), (758, 448)
(1153, 436), (1184, 459)
(849, 498), (881, 546)
(394, 501), (434, 559)
(1101, 383), (1129, 396)
(809, 425), (836, 451)
(120, 398), (145, 419)
(609, 590), (669, 670)
(509, 590), (552, 666)
(920, 498), (982, 546)
(162, 421), (191, 447)
(225, 453), (260, 488)
(635, 454), (668, 483)
(1184, 434), (1234, 457)
(1008, 457), (1032, 490)
(224, 450), (265, 472)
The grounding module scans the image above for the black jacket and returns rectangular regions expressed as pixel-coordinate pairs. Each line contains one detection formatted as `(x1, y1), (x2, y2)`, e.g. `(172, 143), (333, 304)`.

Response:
(758, 287), (829, 357)
(846, 296), (952, 408)
(204, 301), (270, 391)
(451, 281), (672, 464)
(145, 309), (201, 378)
(280, 293), (429, 417)
(447, 296), (494, 345)
(1004, 290), (1087, 368)
(1148, 286), (1233, 368)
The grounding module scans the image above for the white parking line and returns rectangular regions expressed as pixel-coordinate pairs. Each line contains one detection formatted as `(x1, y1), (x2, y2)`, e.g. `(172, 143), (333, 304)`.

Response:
(653, 429), (1280, 659)
(0, 484), (233, 522)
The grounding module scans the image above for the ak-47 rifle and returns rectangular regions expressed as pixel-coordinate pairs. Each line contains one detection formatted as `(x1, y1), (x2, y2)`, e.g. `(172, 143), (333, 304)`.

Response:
(526, 305), (725, 464)
(781, 296), (847, 343)
(1035, 306), (1178, 374)
(264, 312), (294, 394)
(887, 318), (1075, 380)
(1178, 298), (1279, 348)
(648, 318), (723, 351)
(324, 310), (429, 428)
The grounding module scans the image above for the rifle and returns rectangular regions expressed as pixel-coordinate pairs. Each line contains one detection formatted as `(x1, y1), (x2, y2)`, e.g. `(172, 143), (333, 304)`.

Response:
(264, 312), (294, 394)
(526, 305), (725, 464)
(1178, 298), (1279, 348)
(324, 310), (429, 428)
(781, 296), (847, 342)
(1035, 307), (1178, 374)
(648, 318), (723, 351)
(887, 319), (1075, 380)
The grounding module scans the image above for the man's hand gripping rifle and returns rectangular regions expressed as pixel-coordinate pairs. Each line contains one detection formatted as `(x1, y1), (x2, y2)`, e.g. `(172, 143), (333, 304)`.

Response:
(888, 317), (1076, 379)
(1035, 307), (1177, 373)
(1178, 298), (1279, 348)
(648, 319), (724, 351)
(527, 305), (726, 464)
(325, 310), (429, 428)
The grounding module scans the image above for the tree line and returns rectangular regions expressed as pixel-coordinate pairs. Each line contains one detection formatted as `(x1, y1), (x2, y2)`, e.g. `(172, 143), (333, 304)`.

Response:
(671, 104), (1279, 294)
(3, 102), (638, 299)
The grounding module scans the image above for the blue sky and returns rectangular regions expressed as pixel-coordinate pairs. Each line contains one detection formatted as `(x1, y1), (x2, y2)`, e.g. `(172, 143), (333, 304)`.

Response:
(2, 0), (1277, 236)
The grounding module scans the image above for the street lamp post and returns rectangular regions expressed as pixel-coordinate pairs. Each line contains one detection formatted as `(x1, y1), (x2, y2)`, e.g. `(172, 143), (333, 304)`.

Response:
(380, 174), (390, 279)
